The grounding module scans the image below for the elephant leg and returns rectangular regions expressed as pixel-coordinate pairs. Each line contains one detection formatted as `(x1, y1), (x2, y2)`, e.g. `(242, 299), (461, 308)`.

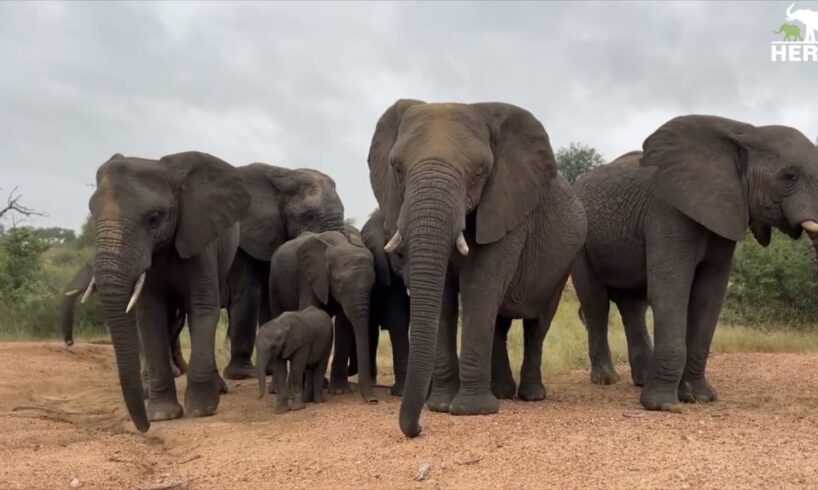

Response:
(289, 350), (309, 411)
(223, 255), (260, 380)
(303, 367), (315, 403)
(184, 270), (223, 418)
(679, 238), (734, 403)
(385, 289), (410, 396)
(272, 359), (289, 413)
(313, 347), (330, 403)
(641, 238), (698, 412)
(572, 251), (617, 385)
(329, 313), (354, 394)
(491, 317), (516, 400)
(426, 271), (460, 412)
(519, 286), (561, 401)
(138, 293), (183, 422)
(614, 294), (652, 387)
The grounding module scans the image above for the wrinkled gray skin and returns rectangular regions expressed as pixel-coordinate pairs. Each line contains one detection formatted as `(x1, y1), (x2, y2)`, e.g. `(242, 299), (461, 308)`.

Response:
(60, 260), (188, 378)
(89, 151), (249, 432)
(572, 115), (818, 411)
(269, 230), (377, 402)
(368, 100), (587, 437)
(222, 164), (345, 381)
(256, 306), (333, 413)
(360, 208), (409, 396)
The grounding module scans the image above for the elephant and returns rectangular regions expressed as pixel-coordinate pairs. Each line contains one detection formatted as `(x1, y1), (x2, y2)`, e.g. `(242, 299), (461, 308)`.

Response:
(772, 23), (803, 42)
(360, 208), (410, 396)
(60, 259), (188, 377)
(255, 306), (333, 413)
(89, 151), (250, 432)
(222, 163), (345, 381)
(571, 115), (818, 412)
(367, 99), (587, 437)
(786, 3), (818, 43)
(268, 230), (377, 402)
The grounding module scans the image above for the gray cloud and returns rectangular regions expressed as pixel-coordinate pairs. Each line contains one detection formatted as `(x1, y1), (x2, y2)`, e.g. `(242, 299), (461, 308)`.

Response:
(1, 1), (816, 230)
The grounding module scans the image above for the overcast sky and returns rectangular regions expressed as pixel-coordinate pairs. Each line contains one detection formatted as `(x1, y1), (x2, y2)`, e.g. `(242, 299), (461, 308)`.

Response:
(1, 1), (816, 230)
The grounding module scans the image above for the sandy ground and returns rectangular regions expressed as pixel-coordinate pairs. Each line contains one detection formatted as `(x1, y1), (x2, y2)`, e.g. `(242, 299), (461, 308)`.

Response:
(2, 343), (818, 489)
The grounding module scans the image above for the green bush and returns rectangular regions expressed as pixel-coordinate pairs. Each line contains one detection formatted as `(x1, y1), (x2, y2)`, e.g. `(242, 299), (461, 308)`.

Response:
(723, 230), (818, 327)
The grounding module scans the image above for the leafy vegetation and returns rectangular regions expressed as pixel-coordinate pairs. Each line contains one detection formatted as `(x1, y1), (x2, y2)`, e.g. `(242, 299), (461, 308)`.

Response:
(555, 142), (606, 184)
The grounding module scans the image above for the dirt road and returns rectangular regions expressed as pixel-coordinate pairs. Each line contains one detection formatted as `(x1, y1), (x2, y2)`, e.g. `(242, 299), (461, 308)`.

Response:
(1, 342), (817, 489)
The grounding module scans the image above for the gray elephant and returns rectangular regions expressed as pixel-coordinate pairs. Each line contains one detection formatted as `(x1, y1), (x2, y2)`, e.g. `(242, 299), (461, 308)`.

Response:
(269, 230), (377, 402)
(222, 163), (345, 381)
(367, 99), (587, 437)
(572, 115), (818, 412)
(89, 151), (249, 432)
(360, 208), (409, 396)
(256, 306), (333, 413)
(60, 259), (188, 377)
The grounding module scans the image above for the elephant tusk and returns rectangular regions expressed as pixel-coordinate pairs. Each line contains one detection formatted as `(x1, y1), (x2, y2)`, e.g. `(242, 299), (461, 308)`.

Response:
(125, 272), (146, 314)
(406, 288), (411, 297)
(801, 220), (818, 234)
(80, 276), (95, 304)
(384, 231), (402, 253)
(64, 289), (81, 297)
(456, 232), (469, 256)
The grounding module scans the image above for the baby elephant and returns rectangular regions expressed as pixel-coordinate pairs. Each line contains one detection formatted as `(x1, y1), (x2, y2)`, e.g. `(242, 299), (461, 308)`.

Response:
(256, 306), (333, 413)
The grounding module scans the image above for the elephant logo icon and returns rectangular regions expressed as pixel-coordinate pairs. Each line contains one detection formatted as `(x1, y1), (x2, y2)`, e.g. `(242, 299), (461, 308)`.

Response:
(783, 2), (818, 42)
(773, 23), (803, 41)
(770, 3), (818, 61)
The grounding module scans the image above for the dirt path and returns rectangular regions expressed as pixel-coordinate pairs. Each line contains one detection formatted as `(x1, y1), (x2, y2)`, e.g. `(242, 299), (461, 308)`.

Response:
(1, 343), (818, 489)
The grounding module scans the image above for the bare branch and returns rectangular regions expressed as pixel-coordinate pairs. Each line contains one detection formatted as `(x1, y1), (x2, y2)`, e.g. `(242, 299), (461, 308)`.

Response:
(0, 187), (47, 223)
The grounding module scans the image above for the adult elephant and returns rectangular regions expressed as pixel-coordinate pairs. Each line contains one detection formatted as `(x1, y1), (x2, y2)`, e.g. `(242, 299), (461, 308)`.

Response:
(89, 151), (249, 432)
(222, 163), (345, 380)
(267, 230), (377, 401)
(60, 259), (188, 377)
(360, 208), (409, 396)
(572, 115), (818, 411)
(368, 100), (587, 437)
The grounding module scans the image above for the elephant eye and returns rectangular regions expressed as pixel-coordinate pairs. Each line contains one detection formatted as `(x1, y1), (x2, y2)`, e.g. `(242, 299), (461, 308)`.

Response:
(781, 169), (799, 182)
(146, 210), (165, 229)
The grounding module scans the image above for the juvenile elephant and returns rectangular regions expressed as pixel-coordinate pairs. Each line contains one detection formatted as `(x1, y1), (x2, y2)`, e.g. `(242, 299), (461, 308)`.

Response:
(60, 259), (188, 377)
(89, 151), (249, 432)
(572, 115), (818, 411)
(222, 164), (345, 380)
(368, 100), (587, 437)
(256, 306), (333, 413)
(360, 208), (409, 396)
(269, 230), (377, 402)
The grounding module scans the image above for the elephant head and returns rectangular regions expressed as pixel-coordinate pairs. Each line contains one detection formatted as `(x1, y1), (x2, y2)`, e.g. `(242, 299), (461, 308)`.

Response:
(255, 318), (300, 397)
(640, 115), (818, 246)
(297, 232), (377, 401)
(367, 100), (557, 436)
(88, 151), (250, 432)
(237, 163), (345, 261)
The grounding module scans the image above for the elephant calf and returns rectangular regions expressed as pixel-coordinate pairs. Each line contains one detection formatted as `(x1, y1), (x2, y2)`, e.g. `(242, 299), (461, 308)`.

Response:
(256, 306), (333, 413)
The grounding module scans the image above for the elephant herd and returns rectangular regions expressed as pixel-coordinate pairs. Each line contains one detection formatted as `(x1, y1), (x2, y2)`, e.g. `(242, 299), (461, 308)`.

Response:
(61, 100), (818, 438)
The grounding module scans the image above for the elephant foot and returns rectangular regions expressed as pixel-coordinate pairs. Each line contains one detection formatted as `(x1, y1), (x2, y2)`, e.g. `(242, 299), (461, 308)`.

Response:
(449, 391), (500, 416)
(678, 378), (718, 404)
(630, 365), (649, 387)
(491, 376), (517, 400)
(147, 398), (184, 422)
(290, 398), (306, 411)
(184, 377), (221, 418)
(313, 391), (326, 403)
(274, 401), (289, 414)
(427, 379), (458, 412)
(390, 381), (404, 397)
(590, 364), (620, 385)
(328, 377), (352, 394)
(517, 379), (547, 401)
(222, 360), (254, 380)
(640, 384), (681, 412)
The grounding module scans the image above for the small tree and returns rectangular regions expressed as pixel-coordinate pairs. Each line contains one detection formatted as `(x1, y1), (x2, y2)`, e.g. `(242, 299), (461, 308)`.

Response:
(555, 142), (605, 185)
(0, 187), (46, 228)
(76, 215), (96, 249)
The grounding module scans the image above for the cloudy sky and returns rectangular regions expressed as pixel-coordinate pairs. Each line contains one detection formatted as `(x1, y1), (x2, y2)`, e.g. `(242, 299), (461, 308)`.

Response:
(1, 1), (816, 230)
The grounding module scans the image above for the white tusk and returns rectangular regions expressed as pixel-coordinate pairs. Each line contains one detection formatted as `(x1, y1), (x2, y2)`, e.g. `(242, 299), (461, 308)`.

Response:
(81, 276), (95, 304)
(802, 220), (818, 233)
(406, 288), (411, 297)
(456, 232), (469, 256)
(384, 231), (402, 253)
(125, 272), (146, 314)
(64, 289), (81, 297)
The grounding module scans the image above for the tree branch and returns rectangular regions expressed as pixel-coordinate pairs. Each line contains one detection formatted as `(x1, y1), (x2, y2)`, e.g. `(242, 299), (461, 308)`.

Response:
(0, 187), (47, 222)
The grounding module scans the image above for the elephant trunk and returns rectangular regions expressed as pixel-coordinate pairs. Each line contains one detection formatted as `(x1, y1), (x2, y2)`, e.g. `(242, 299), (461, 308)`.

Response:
(59, 292), (79, 346)
(398, 162), (462, 438)
(256, 341), (270, 398)
(94, 224), (150, 433)
(787, 2), (795, 18)
(345, 296), (376, 402)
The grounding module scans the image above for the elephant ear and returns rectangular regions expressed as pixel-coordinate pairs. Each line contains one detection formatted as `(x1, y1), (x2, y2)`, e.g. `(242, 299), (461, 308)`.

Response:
(749, 221), (772, 247)
(163, 151), (251, 259)
(471, 103), (557, 244)
(368, 99), (425, 232)
(361, 211), (391, 287)
(280, 319), (304, 360)
(296, 235), (331, 305)
(236, 163), (293, 261)
(640, 115), (753, 242)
